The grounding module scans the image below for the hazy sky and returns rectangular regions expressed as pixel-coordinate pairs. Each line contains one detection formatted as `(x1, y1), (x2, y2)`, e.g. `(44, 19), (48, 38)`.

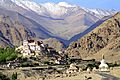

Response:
(33, 0), (120, 11)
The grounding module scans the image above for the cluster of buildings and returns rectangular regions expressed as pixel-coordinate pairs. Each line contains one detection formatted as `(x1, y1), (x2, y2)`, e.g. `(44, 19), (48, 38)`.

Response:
(16, 40), (109, 74)
(16, 40), (48, 57)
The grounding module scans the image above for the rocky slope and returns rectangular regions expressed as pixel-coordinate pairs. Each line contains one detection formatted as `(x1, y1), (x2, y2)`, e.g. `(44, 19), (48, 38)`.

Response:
(0, 8), (53, 47)
(66, 12), (120, 62)
(68, 16), (112, 44)
(86, 37), (120, 63)
(0, 0), (114, 42)
(0, 15), (34, 47)
(0, 8), (67, 49)
(43, 38), (64, 51)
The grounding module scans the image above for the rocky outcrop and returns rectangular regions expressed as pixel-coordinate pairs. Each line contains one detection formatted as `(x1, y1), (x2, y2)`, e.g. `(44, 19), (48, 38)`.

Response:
(66, 12), (120, 59)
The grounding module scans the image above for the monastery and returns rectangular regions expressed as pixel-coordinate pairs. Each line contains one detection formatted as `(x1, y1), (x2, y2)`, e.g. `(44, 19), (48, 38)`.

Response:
(16, 40), (47, 57)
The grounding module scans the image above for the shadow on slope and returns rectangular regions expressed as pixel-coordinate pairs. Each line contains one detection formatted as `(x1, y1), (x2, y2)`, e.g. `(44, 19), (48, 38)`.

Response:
(67, 16), (112, 45)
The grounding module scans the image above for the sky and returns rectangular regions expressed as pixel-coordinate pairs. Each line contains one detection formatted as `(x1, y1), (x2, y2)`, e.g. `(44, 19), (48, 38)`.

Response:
(33, 0), (120, 11)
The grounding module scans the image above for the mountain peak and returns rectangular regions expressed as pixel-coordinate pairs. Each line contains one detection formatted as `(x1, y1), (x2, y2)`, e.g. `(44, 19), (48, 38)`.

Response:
(57, 2), (76, 7)
(4, 0), (114, 17)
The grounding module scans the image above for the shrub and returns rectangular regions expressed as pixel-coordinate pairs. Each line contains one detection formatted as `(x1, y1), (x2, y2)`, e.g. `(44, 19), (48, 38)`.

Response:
(87, 62), (99, 69)
(20, 62), (32, 67)
(108, 62), (119, 67)
(43, 61), (50, 65)
(20, 62), (39, 67)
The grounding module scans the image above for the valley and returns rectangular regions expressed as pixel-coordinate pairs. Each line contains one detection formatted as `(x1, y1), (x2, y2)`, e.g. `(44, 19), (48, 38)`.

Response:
(0, 0), (120, 80)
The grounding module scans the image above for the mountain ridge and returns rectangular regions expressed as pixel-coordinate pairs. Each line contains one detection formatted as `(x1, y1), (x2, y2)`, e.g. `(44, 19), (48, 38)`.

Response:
(10, 0), (114, 18)
(0, 0), (116, 46)
(68, 15), (112, 44)
(66, 12), (120, 62)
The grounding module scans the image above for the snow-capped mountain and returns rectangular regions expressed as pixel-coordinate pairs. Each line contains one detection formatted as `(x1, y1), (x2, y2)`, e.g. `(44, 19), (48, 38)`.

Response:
(10, 0), (79, 17)
(0, 0), (115, 45)
(82, 7), (114, 18)
(0, 0), (114, 19)
(10, 0), (114, 18)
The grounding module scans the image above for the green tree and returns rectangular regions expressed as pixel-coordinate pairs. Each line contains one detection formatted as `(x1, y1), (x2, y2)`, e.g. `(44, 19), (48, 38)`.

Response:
(0, 46), (18, 62)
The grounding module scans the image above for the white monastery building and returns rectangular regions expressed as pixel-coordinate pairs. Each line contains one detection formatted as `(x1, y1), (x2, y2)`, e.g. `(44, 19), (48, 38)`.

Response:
(16, 40), (46, 57)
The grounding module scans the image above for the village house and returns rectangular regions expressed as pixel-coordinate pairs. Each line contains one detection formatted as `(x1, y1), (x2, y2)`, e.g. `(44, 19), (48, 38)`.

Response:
(55, 57), (65, 65)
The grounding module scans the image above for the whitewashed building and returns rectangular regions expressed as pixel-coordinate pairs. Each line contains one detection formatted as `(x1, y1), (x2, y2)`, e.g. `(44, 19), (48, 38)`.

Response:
(99, 55), (109, 72)
(66, 64), (78, 74)
(16, 40), (45, 57)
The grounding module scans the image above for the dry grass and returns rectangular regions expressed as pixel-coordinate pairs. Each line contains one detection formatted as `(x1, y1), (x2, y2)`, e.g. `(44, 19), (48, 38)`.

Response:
(1, 68), (120, 80)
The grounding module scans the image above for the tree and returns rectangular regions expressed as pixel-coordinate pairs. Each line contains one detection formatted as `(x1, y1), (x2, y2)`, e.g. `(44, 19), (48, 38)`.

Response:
(0, 46), (18, 63)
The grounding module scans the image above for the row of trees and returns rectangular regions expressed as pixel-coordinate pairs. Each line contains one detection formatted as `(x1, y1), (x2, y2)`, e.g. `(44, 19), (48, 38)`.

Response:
(0, 46), (17, 62)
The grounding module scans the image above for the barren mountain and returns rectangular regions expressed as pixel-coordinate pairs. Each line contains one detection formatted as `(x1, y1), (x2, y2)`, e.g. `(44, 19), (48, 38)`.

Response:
(66, 12), (120, 62)
(0, 15), (33, 46)
(0, 0), (114, 43)
(0, 8), (55, 47)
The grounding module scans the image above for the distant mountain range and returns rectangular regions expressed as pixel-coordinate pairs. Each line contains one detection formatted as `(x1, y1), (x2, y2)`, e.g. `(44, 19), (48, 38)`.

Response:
(0, 0), (116, 46)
